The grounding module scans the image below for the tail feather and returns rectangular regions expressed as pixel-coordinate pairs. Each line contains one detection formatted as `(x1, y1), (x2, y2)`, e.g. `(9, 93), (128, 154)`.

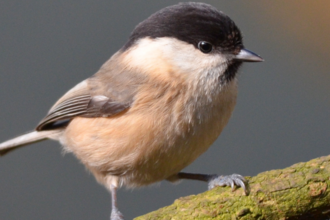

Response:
(0, 130), (61, 156)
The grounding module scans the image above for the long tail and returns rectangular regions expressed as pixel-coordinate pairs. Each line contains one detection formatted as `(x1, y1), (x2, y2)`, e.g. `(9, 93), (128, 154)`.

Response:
(0, 130), (62, 156)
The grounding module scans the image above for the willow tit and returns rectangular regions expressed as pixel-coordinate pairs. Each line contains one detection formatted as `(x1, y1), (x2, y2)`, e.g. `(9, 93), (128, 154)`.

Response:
(0, 2), (263, 219)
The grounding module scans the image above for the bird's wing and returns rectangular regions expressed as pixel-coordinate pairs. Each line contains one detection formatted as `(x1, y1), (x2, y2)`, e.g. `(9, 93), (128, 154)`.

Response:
(36, 52), (146, 131)
(36, 93), (131, 131)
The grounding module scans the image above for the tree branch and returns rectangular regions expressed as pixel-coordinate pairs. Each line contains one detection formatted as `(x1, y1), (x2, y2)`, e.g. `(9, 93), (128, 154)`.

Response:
(135, 155), (330, 220)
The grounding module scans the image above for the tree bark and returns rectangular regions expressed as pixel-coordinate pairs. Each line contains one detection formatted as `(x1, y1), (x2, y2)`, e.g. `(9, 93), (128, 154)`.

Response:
(135, 155), (330, 220)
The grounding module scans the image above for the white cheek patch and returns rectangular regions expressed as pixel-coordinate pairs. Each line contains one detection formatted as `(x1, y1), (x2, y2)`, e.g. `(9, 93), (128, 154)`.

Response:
(123, 37), (229, 83)
(154, 38), (228, 80)
(122, 38), (172, 74)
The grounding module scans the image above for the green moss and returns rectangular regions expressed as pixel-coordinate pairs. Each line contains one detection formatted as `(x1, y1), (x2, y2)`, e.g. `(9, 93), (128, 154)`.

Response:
(135, 155), (330, 220)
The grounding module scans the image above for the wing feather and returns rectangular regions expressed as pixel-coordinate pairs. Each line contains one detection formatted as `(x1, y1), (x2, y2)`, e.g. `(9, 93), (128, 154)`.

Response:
(36, 94), (131, 131)
(36, 55), (143, 131)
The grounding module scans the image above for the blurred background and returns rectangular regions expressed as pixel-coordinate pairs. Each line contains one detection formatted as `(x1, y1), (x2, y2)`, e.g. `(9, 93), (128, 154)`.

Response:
(0, 1), (329, 219)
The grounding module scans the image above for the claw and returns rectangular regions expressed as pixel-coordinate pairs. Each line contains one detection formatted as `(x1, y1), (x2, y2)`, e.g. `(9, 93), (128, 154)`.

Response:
(233, 175), (246, 192)
(208, 173), (247, 194)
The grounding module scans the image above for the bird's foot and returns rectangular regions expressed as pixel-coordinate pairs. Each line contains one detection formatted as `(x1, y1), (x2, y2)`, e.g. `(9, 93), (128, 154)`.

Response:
(208, 173), (246, 194)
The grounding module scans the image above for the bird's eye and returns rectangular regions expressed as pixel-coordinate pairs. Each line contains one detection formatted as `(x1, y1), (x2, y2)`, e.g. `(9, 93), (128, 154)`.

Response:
(198, 41), (213, 53)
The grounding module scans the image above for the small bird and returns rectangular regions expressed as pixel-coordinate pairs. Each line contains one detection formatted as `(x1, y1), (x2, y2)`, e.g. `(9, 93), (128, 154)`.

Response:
(0, 2), (263, 220)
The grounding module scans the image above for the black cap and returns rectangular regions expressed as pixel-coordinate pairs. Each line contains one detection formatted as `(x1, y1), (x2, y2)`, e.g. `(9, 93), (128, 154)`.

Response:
(122, 2), (243, 54)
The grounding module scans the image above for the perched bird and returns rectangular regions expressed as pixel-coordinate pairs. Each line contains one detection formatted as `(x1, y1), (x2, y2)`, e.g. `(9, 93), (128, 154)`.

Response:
(0, 2), (263, 220)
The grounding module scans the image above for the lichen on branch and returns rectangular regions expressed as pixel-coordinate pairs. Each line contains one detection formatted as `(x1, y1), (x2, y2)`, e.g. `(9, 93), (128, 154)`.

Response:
(135, 155), (330, 220)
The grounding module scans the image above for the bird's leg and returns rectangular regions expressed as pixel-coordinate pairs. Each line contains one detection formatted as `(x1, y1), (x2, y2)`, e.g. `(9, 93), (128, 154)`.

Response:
(110, 184), (124, 220)
(176, 172), (247, 194)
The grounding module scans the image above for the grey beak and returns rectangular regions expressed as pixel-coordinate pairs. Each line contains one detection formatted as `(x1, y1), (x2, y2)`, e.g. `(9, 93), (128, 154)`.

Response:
(234, 49), (264, 62)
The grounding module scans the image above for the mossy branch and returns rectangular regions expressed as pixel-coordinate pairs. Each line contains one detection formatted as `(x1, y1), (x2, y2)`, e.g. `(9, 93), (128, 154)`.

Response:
(135, 155), (330, 220)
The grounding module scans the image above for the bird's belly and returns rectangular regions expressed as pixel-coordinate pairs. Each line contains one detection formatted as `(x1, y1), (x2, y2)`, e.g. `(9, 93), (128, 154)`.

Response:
(123, 98), (235, 187)
(62, 83), (237, 188)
